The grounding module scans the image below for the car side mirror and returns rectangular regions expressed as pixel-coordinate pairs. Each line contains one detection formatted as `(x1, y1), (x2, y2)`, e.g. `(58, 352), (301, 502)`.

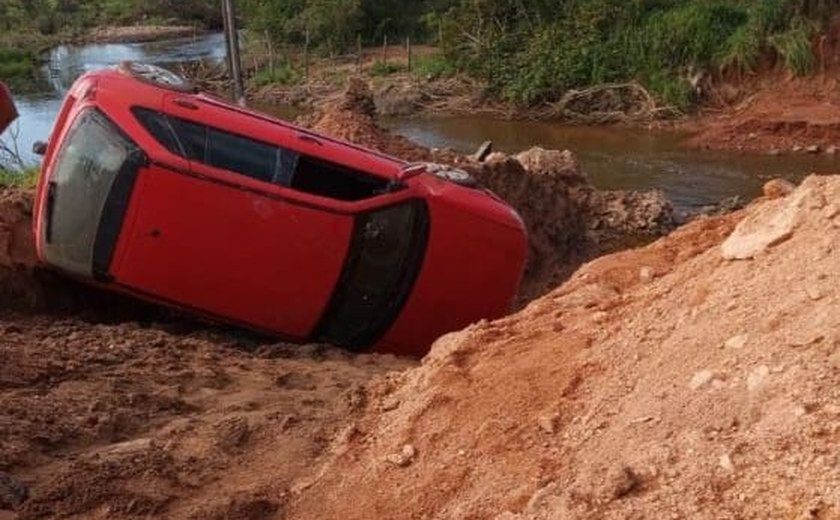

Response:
(33, 141), (48, 156)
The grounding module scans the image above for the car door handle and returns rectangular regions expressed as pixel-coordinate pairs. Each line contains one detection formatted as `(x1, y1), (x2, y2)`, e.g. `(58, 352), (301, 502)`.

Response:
(172, 98), (199, 110)
(297, 134), (323, 146)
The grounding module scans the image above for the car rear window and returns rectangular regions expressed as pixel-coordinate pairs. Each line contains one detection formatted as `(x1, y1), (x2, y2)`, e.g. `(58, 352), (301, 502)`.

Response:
(131, 107), (391, 201)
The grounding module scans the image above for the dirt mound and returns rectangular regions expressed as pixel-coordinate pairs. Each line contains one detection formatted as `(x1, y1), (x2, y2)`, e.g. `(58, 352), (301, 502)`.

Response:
(0, 188), (41, 310)
(305, 81), (675, 302)
(287, 175), (840, 519)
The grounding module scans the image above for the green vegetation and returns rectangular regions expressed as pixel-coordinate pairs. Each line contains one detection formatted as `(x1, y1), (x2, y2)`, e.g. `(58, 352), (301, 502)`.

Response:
(438, 0), (827, 108)
(0, 0), (221, 39)
(0, 48), (35, 78)
(252, 61), (300, 86)
(240, 0), (834, 109)
(369, 62), (406, 77)
(0, 167), (39, 189)
(413, 54), (457, 80)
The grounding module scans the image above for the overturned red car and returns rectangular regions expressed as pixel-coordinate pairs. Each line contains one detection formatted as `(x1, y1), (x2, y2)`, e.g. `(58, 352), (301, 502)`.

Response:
(32, 63), (527, 356)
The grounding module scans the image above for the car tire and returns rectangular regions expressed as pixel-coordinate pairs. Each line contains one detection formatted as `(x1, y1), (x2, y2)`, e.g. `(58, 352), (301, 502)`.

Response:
(117, 61), (196, 93)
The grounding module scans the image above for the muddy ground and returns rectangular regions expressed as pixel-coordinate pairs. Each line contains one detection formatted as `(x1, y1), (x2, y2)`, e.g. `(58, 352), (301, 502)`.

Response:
(2, 83), (838, 519)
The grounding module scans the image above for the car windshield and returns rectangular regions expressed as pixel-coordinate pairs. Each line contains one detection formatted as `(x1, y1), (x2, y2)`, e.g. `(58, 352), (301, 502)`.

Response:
(43, 109), (139, 276)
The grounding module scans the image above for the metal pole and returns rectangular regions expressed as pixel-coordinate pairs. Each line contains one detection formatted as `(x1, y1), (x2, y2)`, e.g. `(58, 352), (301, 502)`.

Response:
(222, 0), (246, 106)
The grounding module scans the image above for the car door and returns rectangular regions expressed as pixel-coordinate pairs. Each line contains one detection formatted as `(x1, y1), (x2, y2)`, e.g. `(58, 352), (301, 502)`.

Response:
(112, 99), (355, 339)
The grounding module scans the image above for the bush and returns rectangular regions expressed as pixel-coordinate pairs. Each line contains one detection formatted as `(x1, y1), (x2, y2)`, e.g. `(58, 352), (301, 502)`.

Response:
(412, 54), (457, 79)
(252, 61), (300, 86)
(0, 48), (34, 78)
(440, 0), (820, 108)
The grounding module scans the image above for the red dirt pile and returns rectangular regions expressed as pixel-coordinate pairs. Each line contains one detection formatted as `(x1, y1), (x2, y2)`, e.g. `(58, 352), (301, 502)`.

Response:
(287, 175), (840, 519)
(0, 188), (41, 311)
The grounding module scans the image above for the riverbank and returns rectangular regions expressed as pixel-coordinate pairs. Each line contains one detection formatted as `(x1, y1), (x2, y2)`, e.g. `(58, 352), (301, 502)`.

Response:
(240, 40), (840, 158)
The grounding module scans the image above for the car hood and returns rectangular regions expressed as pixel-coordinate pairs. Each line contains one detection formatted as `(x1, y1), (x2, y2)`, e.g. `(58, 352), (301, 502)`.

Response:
(0, 82), (18, 135)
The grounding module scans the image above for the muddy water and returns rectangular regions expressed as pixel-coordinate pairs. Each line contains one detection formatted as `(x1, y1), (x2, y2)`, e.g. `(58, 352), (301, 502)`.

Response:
(3, 34), (836, 209)
(383, 117), (839, 209)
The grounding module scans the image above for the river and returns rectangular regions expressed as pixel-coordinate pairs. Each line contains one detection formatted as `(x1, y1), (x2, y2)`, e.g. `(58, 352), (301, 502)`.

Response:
(3, 33), (836, 209)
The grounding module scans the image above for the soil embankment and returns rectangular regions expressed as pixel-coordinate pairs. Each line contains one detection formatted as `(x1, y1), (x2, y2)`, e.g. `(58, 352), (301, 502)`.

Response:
(686, 73), (840, 155)
(288, 175), (840, 519)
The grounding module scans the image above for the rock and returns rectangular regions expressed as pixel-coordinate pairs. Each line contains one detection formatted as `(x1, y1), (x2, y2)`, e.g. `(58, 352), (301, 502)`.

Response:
(472, 140), (494, 162)
(606, 466), (640, 500)
(689, 370), (714, 390)
(721, 186), (807, 260)
(825, 145), (837, 155)
(792, 145), (803, 153)
(806, 145), (820, 154)
(537, 413), (560, 434)
(724, 334), (749, 350)
(385, 444), (417, 467)
(805, 283), (825, 301)
(0, 471), (28, 509)
(747, 365), (770, 391)
(768, 148), (781, 156)
(639, 266), (655, 283)
(719, 453), (735, 473)
(763, 179), (796, 199)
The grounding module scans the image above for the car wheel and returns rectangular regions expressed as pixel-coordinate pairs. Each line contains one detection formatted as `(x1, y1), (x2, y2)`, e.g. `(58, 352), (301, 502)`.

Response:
(117, 61), (196, 93)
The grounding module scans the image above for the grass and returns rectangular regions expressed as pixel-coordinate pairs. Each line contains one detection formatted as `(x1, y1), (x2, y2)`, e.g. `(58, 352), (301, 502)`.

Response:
(369, 61), (405, 77)
(0, 48), (35, 78)
(412, 54), (457, 79)
(0, 167), (39, 189)
(252, 61), (300, 87)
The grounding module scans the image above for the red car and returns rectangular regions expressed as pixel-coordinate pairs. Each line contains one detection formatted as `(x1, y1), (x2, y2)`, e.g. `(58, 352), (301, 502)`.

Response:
(32, 63), (527, 356)
(0, 81), (17, 135)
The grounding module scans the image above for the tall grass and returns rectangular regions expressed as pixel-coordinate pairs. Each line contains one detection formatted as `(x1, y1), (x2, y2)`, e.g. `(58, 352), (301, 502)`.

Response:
(444, 0), (823, 108)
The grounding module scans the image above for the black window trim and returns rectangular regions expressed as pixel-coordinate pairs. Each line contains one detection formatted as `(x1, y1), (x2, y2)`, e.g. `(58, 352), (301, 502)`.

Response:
(131, 105), (392, 200)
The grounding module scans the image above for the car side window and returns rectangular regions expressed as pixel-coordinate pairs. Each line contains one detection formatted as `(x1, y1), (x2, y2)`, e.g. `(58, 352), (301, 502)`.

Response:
(168, 117), (207, 162)
(131, 105), (392, 200)
(206, 128), (277, 184)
